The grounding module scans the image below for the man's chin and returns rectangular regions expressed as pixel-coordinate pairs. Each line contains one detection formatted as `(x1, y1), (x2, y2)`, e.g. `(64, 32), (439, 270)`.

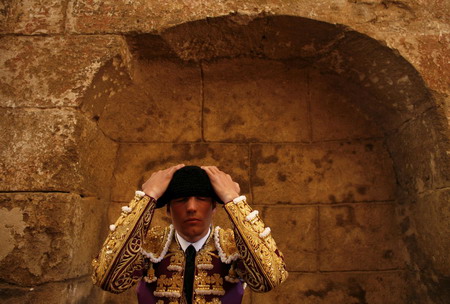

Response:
(180, 226), (209, 242)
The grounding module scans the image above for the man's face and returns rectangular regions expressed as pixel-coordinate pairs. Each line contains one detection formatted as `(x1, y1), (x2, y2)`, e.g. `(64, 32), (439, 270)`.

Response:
(168, 196), (216, 243)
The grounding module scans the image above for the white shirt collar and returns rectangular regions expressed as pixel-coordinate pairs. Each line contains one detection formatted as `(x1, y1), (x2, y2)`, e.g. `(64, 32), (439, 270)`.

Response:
(176, 228), (211, 252)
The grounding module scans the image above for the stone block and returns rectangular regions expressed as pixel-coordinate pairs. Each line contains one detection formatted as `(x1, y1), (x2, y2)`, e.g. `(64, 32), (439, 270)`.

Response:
(161, 15), (344, 61)
(66, 0), (243, 34)
(0, 277), (103, 304)
(112, 143), (250, 202)
(79, 56), (133, 123)
(252, 271), (408, 304)
(243, 289), (252, 304)
(413, 189), (450, 276)
(93, 59), (202, 142)
(0, 1), (8, 31)
(257, 205), (318, 272)
(387, 107), (450, 193)
(0, 0), (65, 34)
(259, 16), (345, 60)
(0, 35), (128, 107)
(203, 58), (309, 142)
(65, 0), (441, 40)
(0, 108), (117, 198)
(319, 203), (404, 271)
(161, 16), (267, 61)
(100, 288), (138, 304)
(316, 31), (433, 130)
(251, 141), (396, 204)
(0, 193), (108, 285)
(392, 33), (450, 96)
(309, 70), (382, 141)
(212, 205), (235, 231)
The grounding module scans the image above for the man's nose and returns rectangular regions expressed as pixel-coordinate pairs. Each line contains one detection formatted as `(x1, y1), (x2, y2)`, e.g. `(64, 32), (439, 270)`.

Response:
(186, 197), (197, 212)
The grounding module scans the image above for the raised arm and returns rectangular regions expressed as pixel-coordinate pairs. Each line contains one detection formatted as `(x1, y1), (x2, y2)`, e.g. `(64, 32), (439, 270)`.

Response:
(91, 164), (184, 293)
(202, 166), (288, 292)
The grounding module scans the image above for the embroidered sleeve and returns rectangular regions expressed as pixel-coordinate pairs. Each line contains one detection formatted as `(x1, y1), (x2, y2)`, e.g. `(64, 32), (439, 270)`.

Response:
(91, 192), (157, 293)
(223, 196), (288, 292)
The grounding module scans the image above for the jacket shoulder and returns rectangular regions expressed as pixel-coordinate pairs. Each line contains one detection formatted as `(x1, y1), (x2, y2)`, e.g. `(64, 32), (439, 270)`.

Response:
(214, 226), (240, 264)
(142, 225), (174, 263)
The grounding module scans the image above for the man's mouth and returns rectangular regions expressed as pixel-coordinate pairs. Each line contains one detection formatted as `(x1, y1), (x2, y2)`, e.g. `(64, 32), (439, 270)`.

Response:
(185, 218), (201, 223)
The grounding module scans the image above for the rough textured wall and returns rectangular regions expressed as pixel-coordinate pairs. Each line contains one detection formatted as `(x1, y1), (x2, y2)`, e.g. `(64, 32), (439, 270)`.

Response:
(0, 1), (449, 304)
(93, 55), (402, 304)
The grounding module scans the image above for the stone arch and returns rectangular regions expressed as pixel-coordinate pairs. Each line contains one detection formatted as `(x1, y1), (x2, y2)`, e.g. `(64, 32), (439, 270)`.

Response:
(79, 15), (449, 303)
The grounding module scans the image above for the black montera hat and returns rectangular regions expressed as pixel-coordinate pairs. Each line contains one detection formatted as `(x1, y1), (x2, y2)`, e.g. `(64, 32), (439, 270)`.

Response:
(156, 166), (223, 208)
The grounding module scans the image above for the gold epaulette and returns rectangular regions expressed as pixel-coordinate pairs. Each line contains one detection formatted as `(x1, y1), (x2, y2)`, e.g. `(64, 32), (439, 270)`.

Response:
(214, 226), (240, 264)
(142, 225), (174, 263)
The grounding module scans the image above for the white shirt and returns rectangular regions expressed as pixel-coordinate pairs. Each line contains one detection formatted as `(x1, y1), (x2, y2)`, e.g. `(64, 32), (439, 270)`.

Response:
(176, 228), (211, 252)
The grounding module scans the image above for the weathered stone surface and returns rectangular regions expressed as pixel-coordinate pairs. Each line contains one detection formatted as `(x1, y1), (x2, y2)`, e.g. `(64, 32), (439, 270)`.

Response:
(0, 108), (117, 198)
(66, 0), (237, 34)
(100, 288), (138, 304)
(65, 0), (448, 41)
(316, 30), (434, 130)
(80, 56), (133, 123)
(309, 70), (383, 141)
(0, 1), (9, 31)
(0, 0), (66, 35)
(387, 33), (450, 96)
(161, 16), (345, 61)
(0, 193), (108, 285)
(413, 189), (450, 276)
(319, 203), (404, 271)
(252, 271), (408, 304)
(0, 277), (102, 304)
(203, 58), (309, 142)
(0, 35), (129, 107)
(387, 107), (450, 193)
(1, 2), (449, 303)
(112, 143), (250, 202)
(92, 59), (202, 142)
(257, 205), (318, 272)
(160, 16), (267, 61)
(251, 141), (396, 204)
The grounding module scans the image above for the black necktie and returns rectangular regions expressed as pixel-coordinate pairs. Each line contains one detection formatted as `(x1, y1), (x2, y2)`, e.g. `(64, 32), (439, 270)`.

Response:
(184, 245), (196, 304)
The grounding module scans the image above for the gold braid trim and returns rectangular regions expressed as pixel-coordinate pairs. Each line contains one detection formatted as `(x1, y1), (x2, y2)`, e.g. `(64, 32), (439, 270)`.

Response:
(142, 225), (174, 263)
(92, 193), (156, 293)
(223, 197), (288, 292)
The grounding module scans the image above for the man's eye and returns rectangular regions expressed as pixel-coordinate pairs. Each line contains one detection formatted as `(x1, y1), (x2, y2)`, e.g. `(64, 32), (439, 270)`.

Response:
(196, 197), (208, 201)
(173, 198), (187, 203)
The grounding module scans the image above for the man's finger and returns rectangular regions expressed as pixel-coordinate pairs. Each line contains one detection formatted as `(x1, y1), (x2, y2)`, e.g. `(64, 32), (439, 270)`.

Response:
(168, 163), (185, 174)
(201, 166), (214, 174)
(209, 166), (220, 175)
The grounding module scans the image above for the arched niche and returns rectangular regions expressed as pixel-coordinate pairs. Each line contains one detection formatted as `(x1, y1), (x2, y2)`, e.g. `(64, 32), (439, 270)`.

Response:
(80, 15), (450, 303)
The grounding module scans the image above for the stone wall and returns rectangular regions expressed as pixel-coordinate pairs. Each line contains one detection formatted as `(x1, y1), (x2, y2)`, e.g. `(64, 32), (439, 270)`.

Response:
(1, 1), (449, 304)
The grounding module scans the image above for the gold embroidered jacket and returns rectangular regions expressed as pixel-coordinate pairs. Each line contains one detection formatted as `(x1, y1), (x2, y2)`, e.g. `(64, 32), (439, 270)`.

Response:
(92, 192), (288, 301)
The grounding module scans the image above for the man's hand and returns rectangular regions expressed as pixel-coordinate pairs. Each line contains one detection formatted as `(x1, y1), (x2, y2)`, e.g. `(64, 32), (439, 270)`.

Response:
(201, 166), (240, 203)
(142, 164), (185, 199)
